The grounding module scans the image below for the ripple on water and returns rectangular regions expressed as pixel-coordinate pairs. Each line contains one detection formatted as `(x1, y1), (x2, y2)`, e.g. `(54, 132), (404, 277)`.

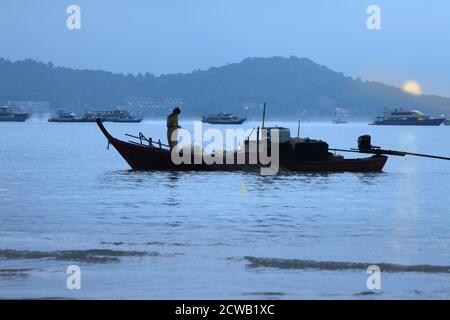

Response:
(245, 257), (450, 273)
(0, 249), (156, 264)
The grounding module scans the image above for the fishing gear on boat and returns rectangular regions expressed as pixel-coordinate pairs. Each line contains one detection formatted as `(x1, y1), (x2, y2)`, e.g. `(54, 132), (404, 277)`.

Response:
(330, 135), (450, 161)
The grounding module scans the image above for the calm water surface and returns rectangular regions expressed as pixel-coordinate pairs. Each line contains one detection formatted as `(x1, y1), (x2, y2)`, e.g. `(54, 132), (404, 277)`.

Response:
(1, 120), (449, 299)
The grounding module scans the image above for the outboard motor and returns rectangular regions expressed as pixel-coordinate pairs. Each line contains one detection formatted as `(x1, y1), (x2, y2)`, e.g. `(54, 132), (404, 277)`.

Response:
(358, 135), (373, 151)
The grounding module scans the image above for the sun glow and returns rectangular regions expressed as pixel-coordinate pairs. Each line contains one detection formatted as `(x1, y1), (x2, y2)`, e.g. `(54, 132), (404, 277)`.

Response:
(401, 80), (422, 95)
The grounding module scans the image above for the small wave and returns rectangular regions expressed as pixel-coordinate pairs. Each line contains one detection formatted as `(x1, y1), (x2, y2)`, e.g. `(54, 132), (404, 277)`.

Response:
(26, 297), (77, 300)
(353, 291), (382, 296)
(245, 257), (450, 273)
(144, 241), (188, 247)
(100, 241), (125, 246)
(409, 290), (422, 295)
(0, 268), (37, 278)
(242, 292), (286, 296)
(0, 249), (157, 264)
(100, 241), (189, 247)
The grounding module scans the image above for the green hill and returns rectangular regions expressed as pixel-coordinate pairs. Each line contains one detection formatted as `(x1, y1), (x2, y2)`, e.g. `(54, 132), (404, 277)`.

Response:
(1, 56), (449, 118)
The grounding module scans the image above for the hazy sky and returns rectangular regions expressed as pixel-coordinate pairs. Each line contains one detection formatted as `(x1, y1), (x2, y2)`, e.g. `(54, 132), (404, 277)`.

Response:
(1, 0), (449, 96)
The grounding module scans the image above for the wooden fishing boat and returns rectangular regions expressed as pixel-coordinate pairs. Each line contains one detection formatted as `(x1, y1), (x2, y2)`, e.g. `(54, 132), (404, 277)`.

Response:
(96, 119), (388, 172)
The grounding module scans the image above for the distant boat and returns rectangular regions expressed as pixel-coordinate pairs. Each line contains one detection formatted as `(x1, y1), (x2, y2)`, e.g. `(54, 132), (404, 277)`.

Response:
(332, 118), (348, 125)
(202, 113), (246, 125)
(97, 110), (142, 123)
(48, 110), (81, 122)
(0, 106), (30, 122)
(48, 110), (142, 123)
(332, 108), (349, 124)
(370, 109), (445, 126)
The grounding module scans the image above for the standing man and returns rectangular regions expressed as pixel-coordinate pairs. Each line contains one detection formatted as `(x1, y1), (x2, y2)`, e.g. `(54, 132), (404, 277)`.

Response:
(167, 107), (181, 150)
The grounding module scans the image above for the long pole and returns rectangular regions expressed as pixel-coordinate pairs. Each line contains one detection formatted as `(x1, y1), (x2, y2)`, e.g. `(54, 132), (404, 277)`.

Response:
(398, 151), (450, 161)
(256, 126), (260, 164)
(329, 148), (450, 160)
(262, 102), (266, 129)
(297, 119), (301, 138)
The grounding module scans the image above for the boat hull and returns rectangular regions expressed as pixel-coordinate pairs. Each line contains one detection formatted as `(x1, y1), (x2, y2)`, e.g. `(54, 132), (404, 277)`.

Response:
(371, 119), (445, 126)
(48, 118), (85, 123)
(0, 114), (30, 122)
(111, 119), (142, 123)
(96, 119), (387, 173)
(202, 119), (246, 125)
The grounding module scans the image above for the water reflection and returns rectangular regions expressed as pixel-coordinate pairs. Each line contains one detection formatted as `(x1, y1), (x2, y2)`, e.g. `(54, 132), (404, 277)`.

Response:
(162, 172), (182, 207)
(355, 172), (386, 185)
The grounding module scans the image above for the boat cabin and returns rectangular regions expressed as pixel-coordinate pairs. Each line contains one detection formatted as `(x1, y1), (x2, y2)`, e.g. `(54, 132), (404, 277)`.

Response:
(242, 126), (330, 161)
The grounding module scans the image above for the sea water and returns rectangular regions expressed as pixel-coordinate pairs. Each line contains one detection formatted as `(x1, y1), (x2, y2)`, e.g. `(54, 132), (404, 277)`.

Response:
(0, 120), (449, 299)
